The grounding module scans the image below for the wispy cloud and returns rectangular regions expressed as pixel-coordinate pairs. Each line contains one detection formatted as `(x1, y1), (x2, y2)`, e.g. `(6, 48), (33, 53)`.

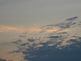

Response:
(0, 25), (67, 33)
(0, 25), (42, 33)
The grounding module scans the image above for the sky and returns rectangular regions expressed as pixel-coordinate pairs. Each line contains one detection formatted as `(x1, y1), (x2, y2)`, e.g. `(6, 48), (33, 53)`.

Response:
(0, 0), (81, 42)
(0, 0), (81, 26)
(0, 0), (81, 61)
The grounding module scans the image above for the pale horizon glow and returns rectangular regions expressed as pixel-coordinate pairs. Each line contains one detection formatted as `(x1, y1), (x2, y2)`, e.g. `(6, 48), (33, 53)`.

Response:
(0, 25), (65, 33)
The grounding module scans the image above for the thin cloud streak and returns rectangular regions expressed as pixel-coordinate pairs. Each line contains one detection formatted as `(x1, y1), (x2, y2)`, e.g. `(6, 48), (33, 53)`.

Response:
(0, 25), (65, 33)
(0, 25), (42, 33)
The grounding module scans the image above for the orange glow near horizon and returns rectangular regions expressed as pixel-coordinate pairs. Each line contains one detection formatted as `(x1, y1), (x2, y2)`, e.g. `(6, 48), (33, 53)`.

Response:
(46, 28), (61, 32)
(0, 25), (64, 33)
(0, 25), (41, 33)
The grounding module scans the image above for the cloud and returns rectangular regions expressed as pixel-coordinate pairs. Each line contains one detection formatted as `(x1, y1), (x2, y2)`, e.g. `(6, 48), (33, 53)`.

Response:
(0, 25), (67, 33)
(0, 25), (42, 33)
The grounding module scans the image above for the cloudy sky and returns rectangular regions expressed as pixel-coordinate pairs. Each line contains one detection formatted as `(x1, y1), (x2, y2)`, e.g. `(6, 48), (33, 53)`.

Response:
(0, 0), (81, 61)
(0, 0), (81, 43)
(0, 0), (81, 26)
(0, 0), (81, 42)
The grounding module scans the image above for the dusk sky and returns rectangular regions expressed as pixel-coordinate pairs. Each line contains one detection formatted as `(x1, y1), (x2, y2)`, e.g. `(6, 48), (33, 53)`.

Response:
(0, 0), (81, 42)
(0, 0), (81, 61)
(0, 0), (81, 26)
